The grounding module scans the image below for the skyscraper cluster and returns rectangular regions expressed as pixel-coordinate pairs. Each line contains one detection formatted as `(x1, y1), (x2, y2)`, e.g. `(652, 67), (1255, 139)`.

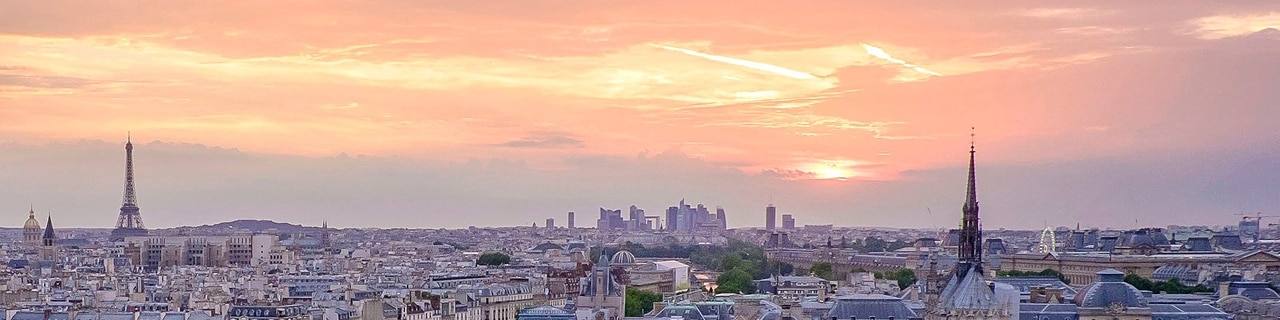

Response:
(596, 205), (657, 230)
(663, 199), (726, 232)
(597, 208), (625, 230)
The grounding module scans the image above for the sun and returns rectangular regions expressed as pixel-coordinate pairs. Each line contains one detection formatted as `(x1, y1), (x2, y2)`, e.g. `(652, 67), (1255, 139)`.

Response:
(813, 164), (851, 180)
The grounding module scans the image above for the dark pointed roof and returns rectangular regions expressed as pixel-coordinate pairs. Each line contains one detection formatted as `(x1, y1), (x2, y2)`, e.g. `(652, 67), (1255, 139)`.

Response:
(964, 135), (978, 213)
(957, 130), (984, 271)
(42, 215), (55, 240)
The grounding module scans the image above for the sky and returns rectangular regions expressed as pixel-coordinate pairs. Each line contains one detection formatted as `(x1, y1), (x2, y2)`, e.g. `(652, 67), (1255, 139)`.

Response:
(2, 1), (1280, 230)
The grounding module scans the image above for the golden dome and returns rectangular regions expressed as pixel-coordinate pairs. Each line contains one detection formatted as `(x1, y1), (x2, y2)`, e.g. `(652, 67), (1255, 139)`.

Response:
(23, 209), (40, 230)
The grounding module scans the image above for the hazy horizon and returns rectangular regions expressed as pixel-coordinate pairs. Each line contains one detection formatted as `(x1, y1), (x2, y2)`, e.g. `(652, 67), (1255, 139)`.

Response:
(3, 2), (1279, 229)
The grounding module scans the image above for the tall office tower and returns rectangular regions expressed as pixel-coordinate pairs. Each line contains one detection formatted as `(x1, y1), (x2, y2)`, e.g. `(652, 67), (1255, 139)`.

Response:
(676, 199), (691, 231)
(568, 212), (575, 229)
(111, 135), (149, 241)
(765, 204), (777, 230)
(694, 204), (709, 226)
(598, 208), (624, 230)
(546, 218), (555, 229)
(665, 206), (678, 230)
(628, 205), (647, 230)
(782, 214), (796, 229)
(715, 207), (727, 230)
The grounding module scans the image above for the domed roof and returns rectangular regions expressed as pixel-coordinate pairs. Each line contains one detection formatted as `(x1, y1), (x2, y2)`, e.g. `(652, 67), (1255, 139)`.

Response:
(23, 209), (40, 229)
(1073, 269), (1148, 308)
(611, 250), (636, 264)
(1224, 282), (1280, 300)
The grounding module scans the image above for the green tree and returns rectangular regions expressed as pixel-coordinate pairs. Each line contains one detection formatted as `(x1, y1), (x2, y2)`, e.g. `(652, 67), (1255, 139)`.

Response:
(810, 262), (835, 280)
(1124, 273), (1156, 291)
(864, 237), (887, 252)
(716, 268), (756, 294)
(720, 254), (745, 272)
(1037, 268), (1070, 285)
(625, 288), (662, 316)
(1159, 279), (1185, 294)
(765, 261), (795, 276)
(996, 269), (1070, 285)
(476, 252), (511, 266)
(890, 269), (917, 290)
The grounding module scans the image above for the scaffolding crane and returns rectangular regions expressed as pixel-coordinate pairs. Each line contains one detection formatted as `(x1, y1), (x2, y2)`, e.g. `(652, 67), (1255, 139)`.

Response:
(1234, 212), (1280, 249)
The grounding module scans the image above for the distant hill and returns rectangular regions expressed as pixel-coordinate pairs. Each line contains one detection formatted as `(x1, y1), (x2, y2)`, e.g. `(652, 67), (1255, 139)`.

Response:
(187, 219), (317, 233)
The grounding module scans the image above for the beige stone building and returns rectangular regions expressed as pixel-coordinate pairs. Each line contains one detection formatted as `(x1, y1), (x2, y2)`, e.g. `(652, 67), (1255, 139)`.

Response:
(998, 250), (1280, 285)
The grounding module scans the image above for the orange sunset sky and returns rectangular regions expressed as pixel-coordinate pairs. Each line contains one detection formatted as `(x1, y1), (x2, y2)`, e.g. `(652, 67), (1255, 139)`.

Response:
(2, 1), (1279, 229)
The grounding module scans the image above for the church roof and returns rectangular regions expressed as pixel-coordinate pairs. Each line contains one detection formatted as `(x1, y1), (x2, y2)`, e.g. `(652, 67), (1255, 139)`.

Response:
(936, 264), (1000, 310)
(24, 208), (40, 229)
(43, 215), (56, 240)
(581, 254), (622, 297)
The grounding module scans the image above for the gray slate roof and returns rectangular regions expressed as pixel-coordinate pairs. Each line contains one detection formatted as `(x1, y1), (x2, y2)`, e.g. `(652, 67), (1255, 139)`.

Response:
(825, 294), (918, 319)
(1072, 269), (1147, 309)
(1226, 282), (1280, 300)
(937, 264), (999, 310)
(1150, 304), (1230, 319)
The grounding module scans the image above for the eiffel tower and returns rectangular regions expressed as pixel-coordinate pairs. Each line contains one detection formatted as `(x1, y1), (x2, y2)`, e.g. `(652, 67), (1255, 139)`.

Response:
(110, 134), (149, 241)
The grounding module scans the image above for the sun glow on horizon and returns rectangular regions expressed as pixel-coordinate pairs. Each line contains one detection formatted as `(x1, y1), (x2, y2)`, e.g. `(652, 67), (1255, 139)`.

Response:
(804, 160), (864, 181)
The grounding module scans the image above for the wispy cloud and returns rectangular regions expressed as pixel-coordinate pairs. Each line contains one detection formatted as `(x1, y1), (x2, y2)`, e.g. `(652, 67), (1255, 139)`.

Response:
(321, 102), (360, 110)
(649, 43), (820, 80)
(1188, 12), (1280, 39)
(495, 131), (585, 149)
(1055, 26), (1131, 36)
(862, 44), (941, 79)
(1017, 8), (1116, 19)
